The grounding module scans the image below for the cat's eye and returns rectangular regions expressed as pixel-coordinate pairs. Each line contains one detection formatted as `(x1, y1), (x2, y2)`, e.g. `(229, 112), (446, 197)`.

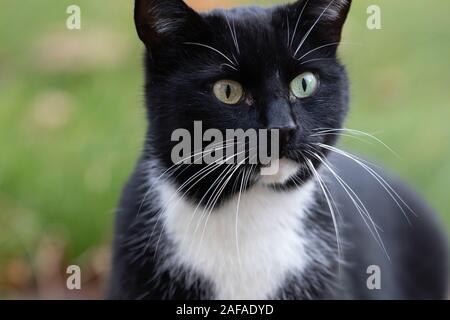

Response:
(290, 72), (319, 99)
(213, 80), (244, 105)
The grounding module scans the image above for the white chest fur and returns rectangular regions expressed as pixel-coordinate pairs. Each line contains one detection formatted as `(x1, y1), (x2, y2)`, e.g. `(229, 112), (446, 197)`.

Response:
(158, 180), (316, 300)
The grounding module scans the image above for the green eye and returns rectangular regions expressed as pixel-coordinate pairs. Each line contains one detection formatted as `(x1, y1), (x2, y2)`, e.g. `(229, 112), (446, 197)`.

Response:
(213, 80), (243, 105)
(290, 72), (319, 99)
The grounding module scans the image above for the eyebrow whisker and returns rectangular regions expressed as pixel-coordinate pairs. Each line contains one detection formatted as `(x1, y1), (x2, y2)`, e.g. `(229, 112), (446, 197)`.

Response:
(296, 42), (340, 61)
(290, 0), (311, 48)
(225, 15), (240, 56)
(293, 0), (337, 58)
(184, 42), (238, 68)
(300, 58), (335, 65)
(221, 63), (238, 71)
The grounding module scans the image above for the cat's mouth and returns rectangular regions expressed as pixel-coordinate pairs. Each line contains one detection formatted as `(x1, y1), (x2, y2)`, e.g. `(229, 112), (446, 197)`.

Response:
(259, 157), (302, 185)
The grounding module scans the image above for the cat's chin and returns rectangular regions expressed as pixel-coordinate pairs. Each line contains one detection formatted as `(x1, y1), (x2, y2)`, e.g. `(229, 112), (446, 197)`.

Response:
(259, 158), (301, 186)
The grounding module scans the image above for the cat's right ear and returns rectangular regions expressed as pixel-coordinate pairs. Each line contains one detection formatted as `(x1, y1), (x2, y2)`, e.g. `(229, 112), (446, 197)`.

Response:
(134, 0), (204, 52)
(288, 0), (352, 44)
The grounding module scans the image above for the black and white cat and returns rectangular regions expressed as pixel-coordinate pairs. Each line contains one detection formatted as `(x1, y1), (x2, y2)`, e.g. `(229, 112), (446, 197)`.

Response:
(108, 0), (449, 299)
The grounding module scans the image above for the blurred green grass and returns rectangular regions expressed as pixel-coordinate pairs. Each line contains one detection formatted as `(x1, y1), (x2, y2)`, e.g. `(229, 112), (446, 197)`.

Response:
(0, 0), (449, 296)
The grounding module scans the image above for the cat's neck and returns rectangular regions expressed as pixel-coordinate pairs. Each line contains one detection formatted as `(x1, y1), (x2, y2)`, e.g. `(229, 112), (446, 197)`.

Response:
(154, 174), (330, 299)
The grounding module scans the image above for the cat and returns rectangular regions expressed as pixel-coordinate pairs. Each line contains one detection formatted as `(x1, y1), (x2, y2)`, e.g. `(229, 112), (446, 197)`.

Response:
(108, 0), (449, 299)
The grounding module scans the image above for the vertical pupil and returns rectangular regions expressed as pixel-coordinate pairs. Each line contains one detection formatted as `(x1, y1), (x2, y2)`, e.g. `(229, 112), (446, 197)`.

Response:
(225, 84), (232, 99)
(302, 78), (308, 92)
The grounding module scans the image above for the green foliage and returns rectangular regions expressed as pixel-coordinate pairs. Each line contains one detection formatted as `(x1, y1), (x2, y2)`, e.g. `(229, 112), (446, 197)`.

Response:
(0, 0), (449, 274)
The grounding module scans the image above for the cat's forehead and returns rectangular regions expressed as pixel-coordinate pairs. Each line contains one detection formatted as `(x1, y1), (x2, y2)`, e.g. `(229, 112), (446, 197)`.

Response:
(202, 7), (282, 66)
(203, 6), (276, 41)
(204, 6), (271, 22)
(198, 7), (289, 76)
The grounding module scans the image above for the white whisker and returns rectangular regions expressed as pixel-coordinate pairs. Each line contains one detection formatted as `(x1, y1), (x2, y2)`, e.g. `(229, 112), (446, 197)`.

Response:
(133, 140), (238, 225)
(294, 0), (337, 57)
(308, 151), (390, 259)
(185, 148), (254, 257)
(306, 158), (342, 271)
(290, 0), (310, 48)
(313, 128), (400, 158)
(198, 152), (254, 239)
(235, 167), (246, 270)
(297, 42), (363, 62)
(313, 132), (377, 147)
(297, 42), (340, 61)
(184, 42), (238, 67)
(300, 58), (335, 65)
(234, 159), (256, 270)
(317, 143), (417, 223)
(151, 145), (247, 260)
(232, 19), (240, 55)
(221, 63), (238, 71)
(195, 160), (247, 259)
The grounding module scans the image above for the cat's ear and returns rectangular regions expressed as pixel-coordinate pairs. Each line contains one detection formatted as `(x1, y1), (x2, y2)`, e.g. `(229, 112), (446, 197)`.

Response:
(134, 0), (204, 51)
(290, 0), (352, 42)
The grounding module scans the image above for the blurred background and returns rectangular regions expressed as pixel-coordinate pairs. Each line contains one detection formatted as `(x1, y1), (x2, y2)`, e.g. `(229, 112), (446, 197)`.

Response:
(0, 0), (449, 299)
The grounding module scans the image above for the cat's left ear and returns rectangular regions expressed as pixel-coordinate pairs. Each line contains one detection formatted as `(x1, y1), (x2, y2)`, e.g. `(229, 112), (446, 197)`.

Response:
(134, 0), (205, 52)
(289, 0), (352, 43)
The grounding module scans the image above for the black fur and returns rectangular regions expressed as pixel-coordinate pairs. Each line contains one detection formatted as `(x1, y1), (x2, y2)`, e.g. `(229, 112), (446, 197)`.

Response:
(108, 0), (449, 299)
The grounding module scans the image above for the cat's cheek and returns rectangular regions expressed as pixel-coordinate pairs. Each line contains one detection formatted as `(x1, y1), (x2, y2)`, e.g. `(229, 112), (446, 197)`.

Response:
(259, 158), (300, 185)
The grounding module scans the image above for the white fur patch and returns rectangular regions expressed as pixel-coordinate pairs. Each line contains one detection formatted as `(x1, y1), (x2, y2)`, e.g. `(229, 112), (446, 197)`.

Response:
(260, 158), (301, 185)
(158, 178), (316, 300)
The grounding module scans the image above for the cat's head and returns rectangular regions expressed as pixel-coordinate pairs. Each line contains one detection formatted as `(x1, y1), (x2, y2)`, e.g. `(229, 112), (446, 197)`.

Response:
(135, 0), (351, 203)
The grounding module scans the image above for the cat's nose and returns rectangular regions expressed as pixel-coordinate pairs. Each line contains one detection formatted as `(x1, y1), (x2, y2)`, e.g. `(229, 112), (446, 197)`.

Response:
(266, 98), (297, 156)
(266, 99), (296, 131)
